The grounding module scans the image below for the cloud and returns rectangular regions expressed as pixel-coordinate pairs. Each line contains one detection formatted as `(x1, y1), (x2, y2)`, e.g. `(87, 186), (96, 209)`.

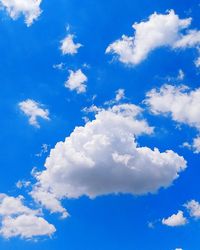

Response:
(115, 89), (125, 102)
(106, 10), (200, 66)
(145, 84), (200, 129)
(65, 69), (88, 94)
(0, 0), (42, 26)
(31, 103), (186, 215)
(19, 99), (50, 128)
(0, 194), (55, 239)
(60, 34), (82, 55)
(182, 136), (200, 154)
(162, 210), (187, 227)
(185, 200), (200, 219)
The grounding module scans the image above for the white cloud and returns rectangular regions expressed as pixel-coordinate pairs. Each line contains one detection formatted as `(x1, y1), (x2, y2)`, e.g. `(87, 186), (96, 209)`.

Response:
(177, 69), (185, 81)
(0, 194), (55, 239)
(31, 103), (186, 215)
(0, 0), (42, 26)
(60, 34), (82, 55)
(19, 99), (50, 128)
(162, 210), (187, 227)
(106, 10), (200, 65)
(65, 69), (87, 94)
(16, 180), (31, 189)
(145, 84), (200, 130)
(115, 89), (125, 102)
(0, 214), (55, 239)
(175, 248), (183, 250)
(30, 188), (69, 219)
(182, 136), (200, 154)
(185, 200), (200, 219)
(173, 30), (200, 48)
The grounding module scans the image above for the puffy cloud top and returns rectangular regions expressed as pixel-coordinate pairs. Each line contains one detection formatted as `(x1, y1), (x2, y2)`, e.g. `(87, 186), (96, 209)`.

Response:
(106, 10), (200, 65)
(31, 103), (186, 216)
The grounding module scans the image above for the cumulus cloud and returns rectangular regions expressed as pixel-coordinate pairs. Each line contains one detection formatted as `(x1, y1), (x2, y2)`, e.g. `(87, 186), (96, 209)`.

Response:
(145, 84), (200, 129)
(65, 69), (87, 94)
(106, 10), (200, 65)
(60, 34), (82, 55)
(162, 210), (187, 227)
(19, 99), (50, 128)
(31, 103), (186, 215)
(185, 200), (200, 219)
(0, 194), (55, 239)
(0, 0), (42, 26)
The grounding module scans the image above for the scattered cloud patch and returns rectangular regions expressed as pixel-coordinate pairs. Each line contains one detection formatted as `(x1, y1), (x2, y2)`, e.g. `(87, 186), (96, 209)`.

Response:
(185, 200), (200, 219)
(0, 0), (42, 26)
(60, 34), (82, 55)
(65, 69), (87, 94)
(19, 99), (50, 128)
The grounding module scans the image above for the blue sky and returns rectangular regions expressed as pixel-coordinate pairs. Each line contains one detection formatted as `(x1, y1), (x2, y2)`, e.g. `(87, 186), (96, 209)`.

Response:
(0, 0), (200, 249)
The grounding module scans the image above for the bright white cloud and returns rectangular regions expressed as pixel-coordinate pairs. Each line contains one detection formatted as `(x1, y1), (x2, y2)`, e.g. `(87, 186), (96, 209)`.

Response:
(19, 99), (50, 128)
(173, 30), (200, 48)
(65, 69), (87, 94)
(185, 200), (200, 219)
(145, 84), (200, 130)
(31, 103), (186, 215)
(106, 10), (200, 65)
(60, 34), (82, 55)
(0, 194), (55, 239)
(0, 214), (55, 239)
(0, 0), (42, 26)
(162, 210), (187, 227)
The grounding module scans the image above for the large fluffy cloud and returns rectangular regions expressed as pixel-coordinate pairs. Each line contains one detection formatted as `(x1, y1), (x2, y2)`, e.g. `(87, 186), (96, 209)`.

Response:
(106, 10), (200, 66)
(0, 194), (55, 239)
(0, 0), (42, 26)
(31, 103), (186, 216)
(19, 99), (50, 128)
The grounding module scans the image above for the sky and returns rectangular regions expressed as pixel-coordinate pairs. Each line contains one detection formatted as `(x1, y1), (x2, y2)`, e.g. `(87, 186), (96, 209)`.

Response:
(0, 0), (200, 249)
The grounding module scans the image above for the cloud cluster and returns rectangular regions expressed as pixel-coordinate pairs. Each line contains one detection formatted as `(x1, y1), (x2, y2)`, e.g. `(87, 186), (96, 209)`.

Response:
(19, 99), (50, 128)
(0, 194), (55, 239)
(65, 69), (88, 93)
(60, 34), (82, 55)
(162, 200), (200, 229)
(0, 0), (42, 26)
(30, 103), (186, 216)
(106, 10), (200, 66)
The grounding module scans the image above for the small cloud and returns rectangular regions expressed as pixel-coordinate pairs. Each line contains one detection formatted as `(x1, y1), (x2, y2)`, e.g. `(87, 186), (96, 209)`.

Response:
(162, 210), (187, 227)
(60, 34), (82, 55)
(65, 69), (88, 94)
(18, 99), (50, 128)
